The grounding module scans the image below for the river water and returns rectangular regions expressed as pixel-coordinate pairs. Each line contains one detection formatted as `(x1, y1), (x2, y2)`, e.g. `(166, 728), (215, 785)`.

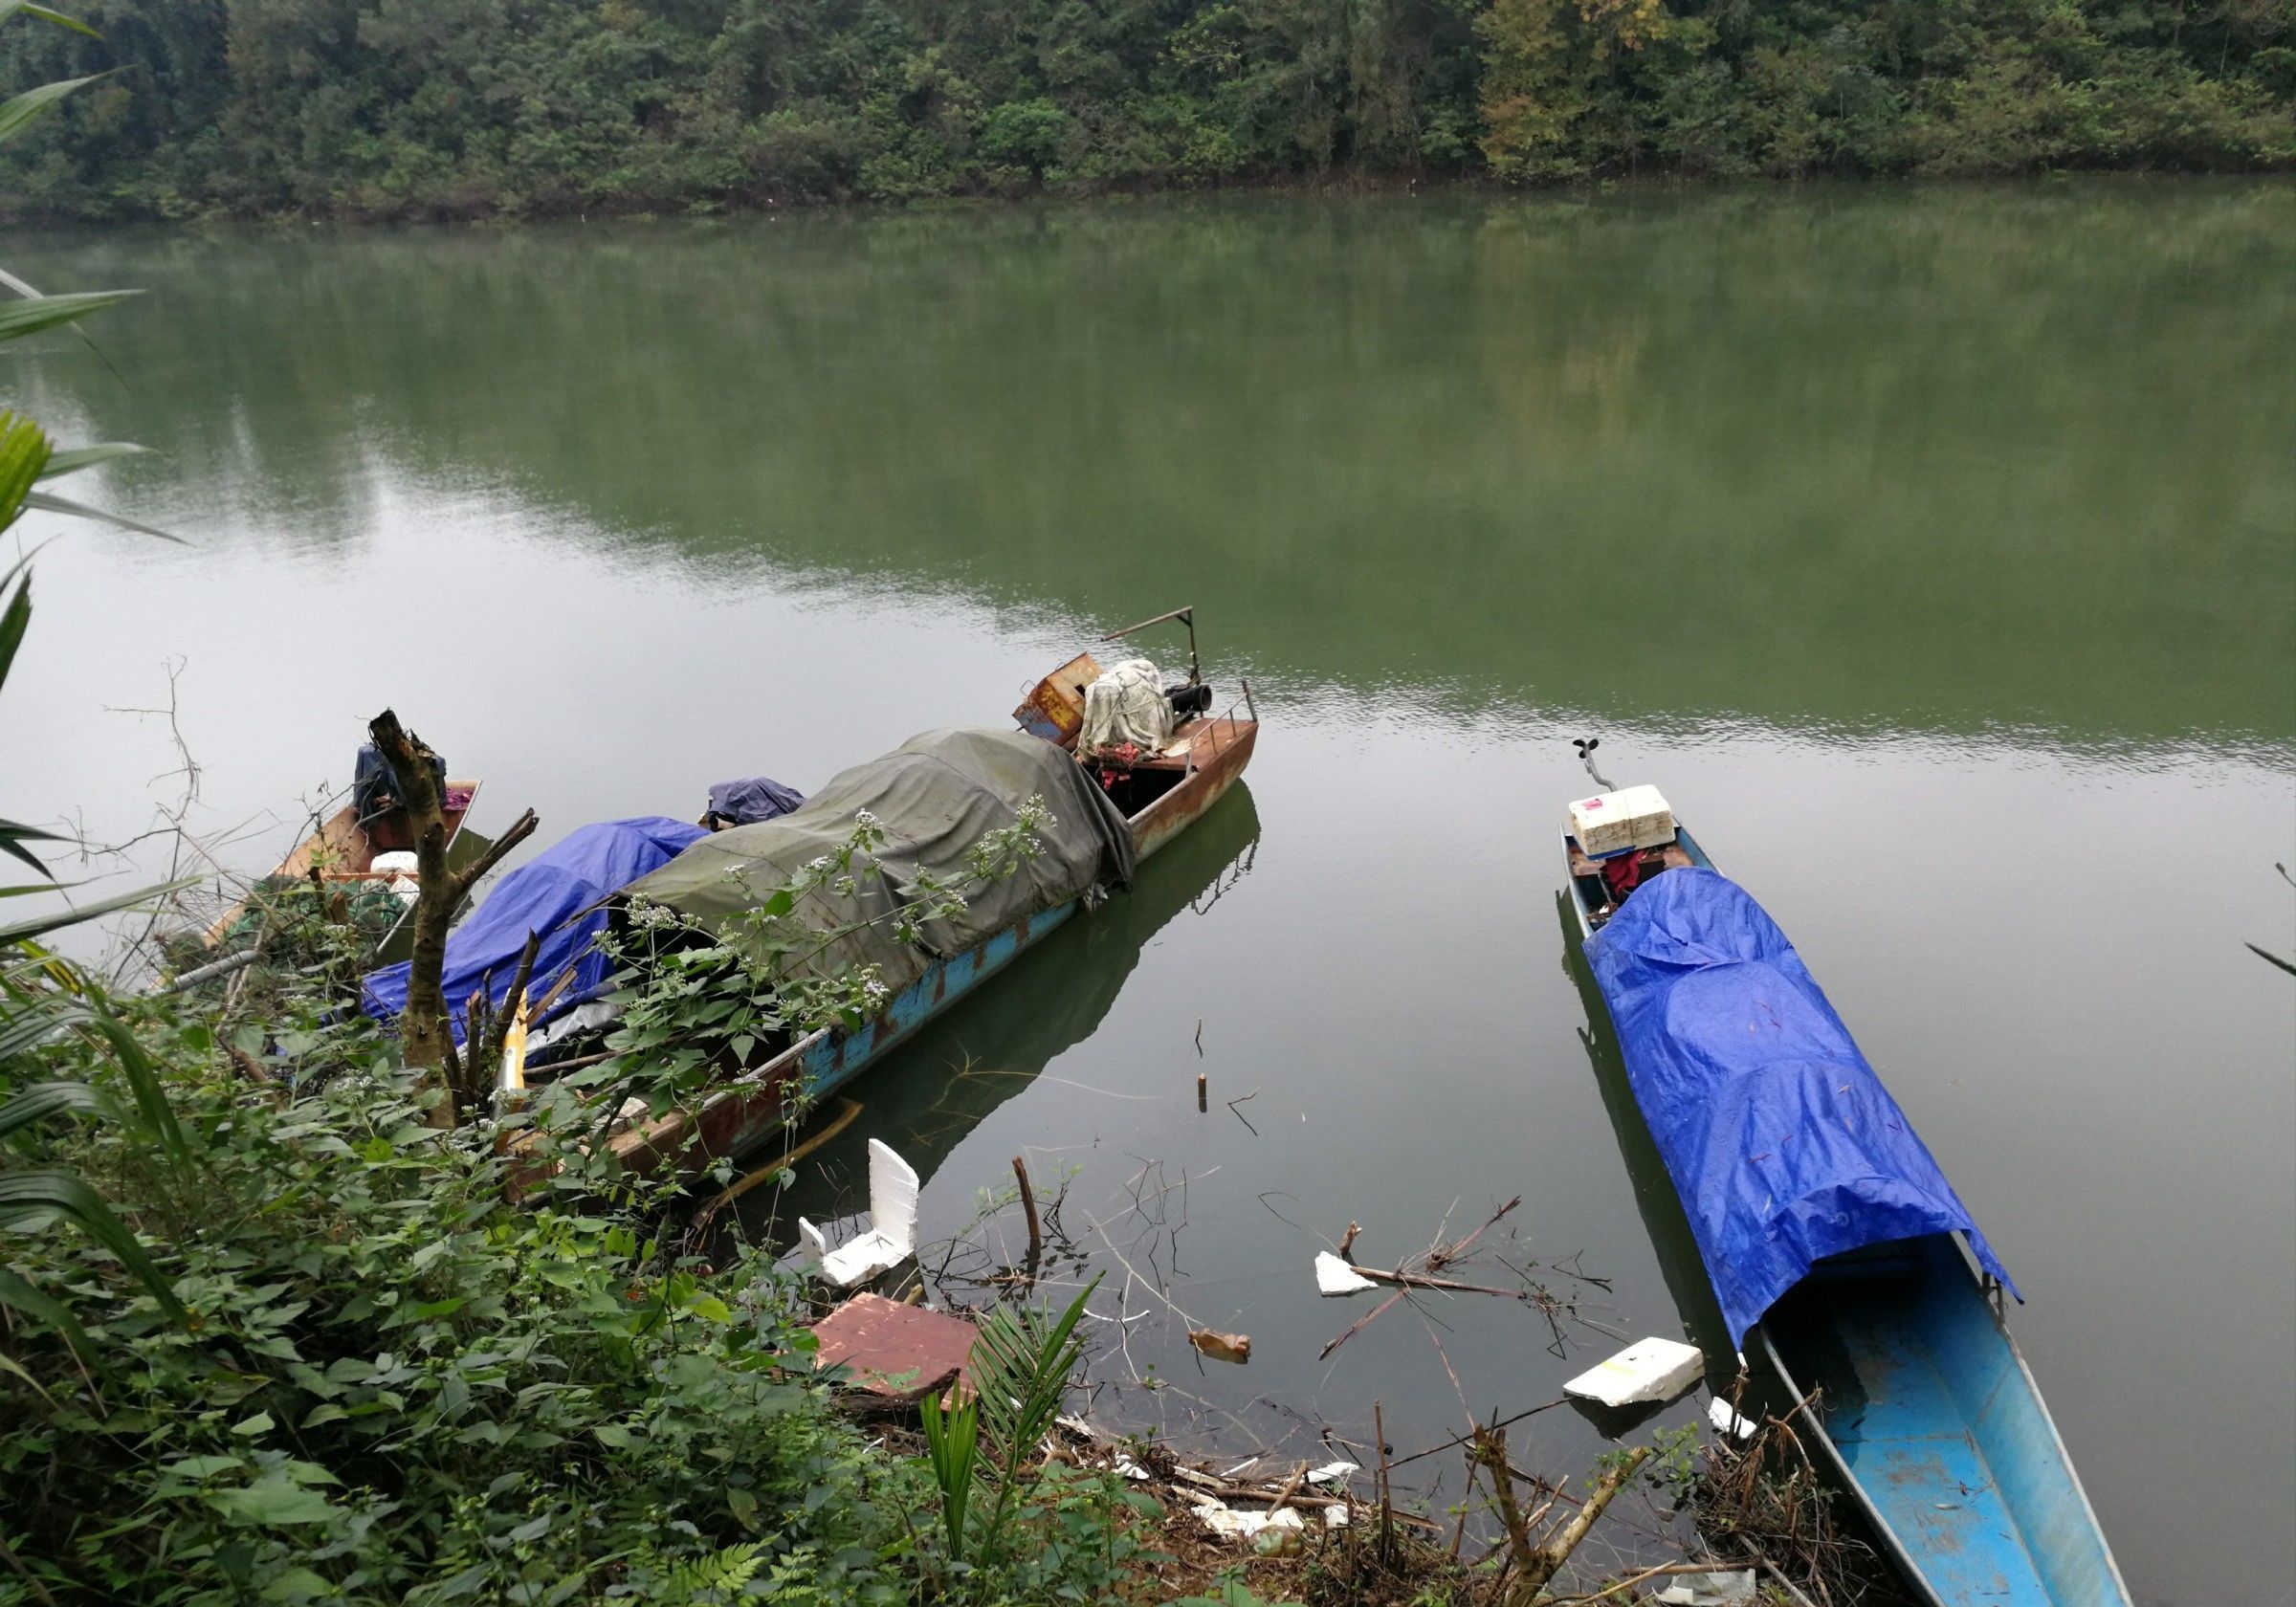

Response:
(6, 180), (2291, 1602)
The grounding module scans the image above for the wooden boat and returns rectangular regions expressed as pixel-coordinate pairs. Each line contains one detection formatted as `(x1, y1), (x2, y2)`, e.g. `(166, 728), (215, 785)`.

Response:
(608, 611), (1257, 1175)
(1562, 815), (2131, 1607)
(204, 777), (482, 963)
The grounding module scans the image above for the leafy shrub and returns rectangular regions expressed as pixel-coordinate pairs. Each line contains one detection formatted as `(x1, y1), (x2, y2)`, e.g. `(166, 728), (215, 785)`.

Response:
(0, 1002), (923, 1604)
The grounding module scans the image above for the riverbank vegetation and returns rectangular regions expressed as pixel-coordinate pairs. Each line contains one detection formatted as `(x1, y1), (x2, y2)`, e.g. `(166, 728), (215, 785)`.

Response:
(1, 0), (2288, 221)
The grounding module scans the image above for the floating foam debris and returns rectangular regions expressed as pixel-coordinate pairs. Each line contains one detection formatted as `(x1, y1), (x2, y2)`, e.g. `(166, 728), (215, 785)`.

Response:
(1563, 1336), (1703, 1408)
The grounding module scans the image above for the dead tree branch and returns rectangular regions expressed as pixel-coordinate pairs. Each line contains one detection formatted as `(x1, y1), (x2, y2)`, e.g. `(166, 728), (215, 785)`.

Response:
(367, 707), (538, 1127)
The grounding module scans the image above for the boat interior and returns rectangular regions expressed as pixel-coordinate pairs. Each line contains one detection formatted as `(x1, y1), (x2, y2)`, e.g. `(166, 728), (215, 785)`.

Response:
(1565, 827), (1709, 931)
(1762, 1234), (2127, 1607)
(1013, 642), (1253, 823)
(203, 779), (480, 948)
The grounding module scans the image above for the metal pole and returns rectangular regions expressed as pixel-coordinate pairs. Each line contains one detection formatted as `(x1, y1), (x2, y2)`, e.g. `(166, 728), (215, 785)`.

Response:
(1101, 605), (1201, 686)
(158, 948), (259, 994)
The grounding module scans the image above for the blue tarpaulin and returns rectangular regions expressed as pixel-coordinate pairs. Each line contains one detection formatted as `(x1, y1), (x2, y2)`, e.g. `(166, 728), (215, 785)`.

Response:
(363, 817), (708, 1040)
(1585, 867), (2014, 1349)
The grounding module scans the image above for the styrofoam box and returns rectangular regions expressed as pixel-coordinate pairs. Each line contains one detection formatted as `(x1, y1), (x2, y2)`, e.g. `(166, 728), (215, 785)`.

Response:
(1568, 785), (1676, 858)
(1563, 1335), (1704, 1408)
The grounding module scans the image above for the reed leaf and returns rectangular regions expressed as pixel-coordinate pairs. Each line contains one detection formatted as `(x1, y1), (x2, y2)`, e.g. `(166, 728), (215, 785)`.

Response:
(0, 289), (135, 343)
(0, 1080), (101, 1138)
(0, 1262), (93, 1354)
(0, 1), (101, 38)
(0, 1168), (185, 1320)
(37, 442), (148, 479)
(0, 72), (102, 147)
(18, 487), (180, 541)
(0, 875), (197, 945)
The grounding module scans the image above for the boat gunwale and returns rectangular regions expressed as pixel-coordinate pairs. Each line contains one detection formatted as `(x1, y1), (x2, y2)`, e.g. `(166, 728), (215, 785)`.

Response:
(603, 714), (1258, 1176)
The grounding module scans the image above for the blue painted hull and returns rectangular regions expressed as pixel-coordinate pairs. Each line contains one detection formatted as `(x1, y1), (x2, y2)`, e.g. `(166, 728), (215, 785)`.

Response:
(1759, 1237), (2130, 1607)
(614, 715), (1258, 1175)
(795, 899), (1080, 1103)
(1559, 822), (2130, 1607)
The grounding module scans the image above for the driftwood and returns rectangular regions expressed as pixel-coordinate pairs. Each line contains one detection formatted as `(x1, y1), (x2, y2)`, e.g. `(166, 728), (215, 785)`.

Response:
(1064, 1421), (1442, 1535)
(1013, 1155), (1044, 1272)
(1427, 1194), (1520, 1268)
(488, 931), (542, 1070)
(1478, 1424), (1651, 1605)
(1320, 1288), (1407, 1360)
(368, 708), (538, 1128)
(1318, 1196), (1526, 1359)
(1357, 1266), (1522, 1297)
(686, 1097), (866, 1240)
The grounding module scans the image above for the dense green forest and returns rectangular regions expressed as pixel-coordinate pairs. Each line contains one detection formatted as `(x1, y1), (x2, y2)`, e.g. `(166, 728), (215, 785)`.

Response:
(2, 0), (2291, 219)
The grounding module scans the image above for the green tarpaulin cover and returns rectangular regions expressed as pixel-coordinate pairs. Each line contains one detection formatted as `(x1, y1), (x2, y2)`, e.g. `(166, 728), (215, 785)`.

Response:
(621, 728), (1135, 992)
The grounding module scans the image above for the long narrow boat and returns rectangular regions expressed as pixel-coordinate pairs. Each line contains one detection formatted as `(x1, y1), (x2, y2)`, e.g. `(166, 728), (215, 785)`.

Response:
(607, 612), (1257, 1175)
(204, 775), (482, 963)
(1561, 795), (2130, 1607)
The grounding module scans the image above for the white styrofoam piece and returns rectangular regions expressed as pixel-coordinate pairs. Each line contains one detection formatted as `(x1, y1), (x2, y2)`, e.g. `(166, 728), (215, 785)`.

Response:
(1314, 1251), (1378, 1295)
(1192, 1500), (1307, 1542)
(817, 1229), (910, 1288)
(1563, 1336), (1704, 1408)
(797, 1138), (922, 1288)
(1707, 1397), (1757, 1441)
(1567, 784), (1676, 858)
(867, 1137), (920, 1255)
(1305, 1461), (1360, 1486)
(1654, 1570), (1755, 1606)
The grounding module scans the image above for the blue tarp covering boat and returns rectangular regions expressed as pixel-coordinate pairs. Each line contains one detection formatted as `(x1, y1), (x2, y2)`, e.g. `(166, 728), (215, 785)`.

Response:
(1583, 865), (2015, 1350)
(363, 816), (707, 1041)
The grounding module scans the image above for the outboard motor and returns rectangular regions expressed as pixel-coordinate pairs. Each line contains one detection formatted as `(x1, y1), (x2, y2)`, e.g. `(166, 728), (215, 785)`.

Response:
(1165, 681), (1213, 721)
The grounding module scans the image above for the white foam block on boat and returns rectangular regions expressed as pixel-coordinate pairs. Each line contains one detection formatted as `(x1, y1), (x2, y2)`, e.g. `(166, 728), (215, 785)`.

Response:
(1314, 1251), (1378, 1295)
(1564, 1336), (1704, 1408)
(800, 1138), (922, 1288)
(1568, 784), (1676, 857)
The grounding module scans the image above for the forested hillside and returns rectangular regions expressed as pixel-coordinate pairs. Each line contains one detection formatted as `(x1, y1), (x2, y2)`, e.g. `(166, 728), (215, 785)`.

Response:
(3, 0), (2290, 220)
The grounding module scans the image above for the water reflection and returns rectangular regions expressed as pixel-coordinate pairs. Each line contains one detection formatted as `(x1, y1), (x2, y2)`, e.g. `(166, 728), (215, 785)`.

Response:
(750, 784), (1262, 1245)
(16, 180), (2293, 754)
(1554, 891), (1735, 1375)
